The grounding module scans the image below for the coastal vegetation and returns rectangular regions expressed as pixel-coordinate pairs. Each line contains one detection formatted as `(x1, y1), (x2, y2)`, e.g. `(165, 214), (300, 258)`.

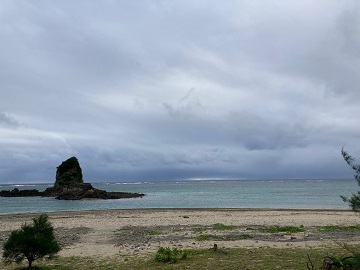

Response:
(340, 147), (360, 211)
(258, 225), (305, 234)
(212, 223), (236, 231)
(2, 214), (61, 268)
(154, 247), (188, 263)
(319, 225), (360, 232)
(322, 148), (360, 269)
(2, 211), (360, 269)
(1, 246), (357, 270)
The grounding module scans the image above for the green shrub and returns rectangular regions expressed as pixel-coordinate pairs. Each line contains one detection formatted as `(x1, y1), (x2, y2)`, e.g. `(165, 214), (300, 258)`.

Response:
(340, 148), (360, 211)
(154, 247), (188, 263)
(2, 214), (61, 268)
(329, 244), (360, 269)
(329, 255), (357, 269)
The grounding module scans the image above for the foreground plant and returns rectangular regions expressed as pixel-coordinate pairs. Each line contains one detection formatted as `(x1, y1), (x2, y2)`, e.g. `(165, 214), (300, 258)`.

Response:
(341, 147), (360, 211)
(2, 214), (61, 268)
(327, 243), (360, 270)
(326, 148), (360, 269)
(155, 247), (188, 263)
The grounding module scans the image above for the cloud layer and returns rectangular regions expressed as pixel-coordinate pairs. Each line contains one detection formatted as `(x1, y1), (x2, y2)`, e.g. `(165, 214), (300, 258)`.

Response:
(1, 0), (359, 183)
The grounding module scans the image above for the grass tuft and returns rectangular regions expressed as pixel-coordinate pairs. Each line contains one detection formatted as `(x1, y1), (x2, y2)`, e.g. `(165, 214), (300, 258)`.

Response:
(154, 247), (188, 263)
(2, 246), (348, 270)
(2, 245), (357, 270)
(146, 230), (162, 235)
(259, 226), (305, 234)
(319, 225), (360, 231)
(212, 223), (236, 231)
(192, 227), (208, 233)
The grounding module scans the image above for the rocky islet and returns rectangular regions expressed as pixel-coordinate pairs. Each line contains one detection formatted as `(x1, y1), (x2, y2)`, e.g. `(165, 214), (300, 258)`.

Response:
(0, 156), (144, 200)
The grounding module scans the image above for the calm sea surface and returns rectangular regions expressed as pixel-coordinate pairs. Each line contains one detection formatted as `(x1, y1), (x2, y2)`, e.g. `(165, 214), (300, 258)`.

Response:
(0, 179), (357, 214)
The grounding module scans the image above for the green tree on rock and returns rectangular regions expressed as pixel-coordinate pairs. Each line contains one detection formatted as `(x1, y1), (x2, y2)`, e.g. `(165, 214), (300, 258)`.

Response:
(2, 214), (61, 268)
(341, 147), (360, 211)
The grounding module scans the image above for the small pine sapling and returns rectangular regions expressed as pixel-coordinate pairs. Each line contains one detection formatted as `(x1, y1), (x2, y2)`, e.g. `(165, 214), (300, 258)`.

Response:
(340, 147), (360, 211)
(2, 213), (61, 268)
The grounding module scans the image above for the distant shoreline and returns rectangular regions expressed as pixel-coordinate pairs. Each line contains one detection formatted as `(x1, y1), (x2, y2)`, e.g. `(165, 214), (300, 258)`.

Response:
(0, 207), (353, 217)
(0, 178), (354, 186)
(0, 207), (354, 216)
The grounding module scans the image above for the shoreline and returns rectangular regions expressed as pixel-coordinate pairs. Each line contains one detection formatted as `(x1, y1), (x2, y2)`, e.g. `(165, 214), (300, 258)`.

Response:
(1, 208), (360, 257)
(0, 207), (351, 216)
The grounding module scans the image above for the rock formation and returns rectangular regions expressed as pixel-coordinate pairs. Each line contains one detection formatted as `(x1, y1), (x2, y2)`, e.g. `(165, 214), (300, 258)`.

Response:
(0, 157), (144, 200)
(0, 188), (41, 197)
(55, 156), (83, 188)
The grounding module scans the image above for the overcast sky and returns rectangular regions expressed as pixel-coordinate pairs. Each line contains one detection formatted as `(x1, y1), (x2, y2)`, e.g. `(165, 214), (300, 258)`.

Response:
(1, 0), (360, 184)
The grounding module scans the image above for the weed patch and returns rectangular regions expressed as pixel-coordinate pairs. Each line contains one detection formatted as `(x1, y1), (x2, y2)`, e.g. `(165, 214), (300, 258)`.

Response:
(212, 223), (236, 231)
(0, 246), (351, 270)
(192, 227), (208, 233)
(259, 226), (305, 234)
(154, 247), (188, 263)
(146, 230), (162, 235)
(319, 225), (360, 232)
(196, 234), (253, 241)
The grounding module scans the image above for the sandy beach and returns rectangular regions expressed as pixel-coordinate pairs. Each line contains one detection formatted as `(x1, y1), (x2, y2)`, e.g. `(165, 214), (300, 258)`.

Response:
(1, 209), (360, 258)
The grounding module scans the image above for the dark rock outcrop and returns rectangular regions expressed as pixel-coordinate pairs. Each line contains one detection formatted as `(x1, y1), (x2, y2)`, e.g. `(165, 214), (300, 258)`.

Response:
(0, 157), (144, 200)
(55, 185), (144, 200)
(55, 156), (83, 188)
(0, 188), (42, 197)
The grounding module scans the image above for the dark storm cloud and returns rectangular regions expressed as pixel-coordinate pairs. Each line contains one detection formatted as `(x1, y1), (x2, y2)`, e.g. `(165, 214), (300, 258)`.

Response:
(228, 111), (309, 151)
(0, 0), (359, 183)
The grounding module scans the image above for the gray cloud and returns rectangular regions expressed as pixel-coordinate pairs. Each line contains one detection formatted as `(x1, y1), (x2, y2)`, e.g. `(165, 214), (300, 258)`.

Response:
(0, 112), (21, 128)
(0, 0), (359, 183)
(228, 111), (309, 151)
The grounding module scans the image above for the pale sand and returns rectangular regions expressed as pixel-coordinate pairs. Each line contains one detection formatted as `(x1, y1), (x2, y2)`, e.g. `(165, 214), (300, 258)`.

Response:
(1, 209), (359, 258)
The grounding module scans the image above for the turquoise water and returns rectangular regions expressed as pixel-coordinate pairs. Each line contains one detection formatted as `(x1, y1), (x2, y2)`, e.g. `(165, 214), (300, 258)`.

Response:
(0, 179), (357, 214)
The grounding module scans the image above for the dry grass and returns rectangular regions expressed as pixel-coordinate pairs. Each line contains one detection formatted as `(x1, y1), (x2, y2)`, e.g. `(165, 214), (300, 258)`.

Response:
(1, 245), (354, 270)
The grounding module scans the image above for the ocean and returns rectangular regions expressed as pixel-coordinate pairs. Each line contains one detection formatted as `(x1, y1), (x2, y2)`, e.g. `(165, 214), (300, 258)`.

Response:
(0, 179), (357, 215)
